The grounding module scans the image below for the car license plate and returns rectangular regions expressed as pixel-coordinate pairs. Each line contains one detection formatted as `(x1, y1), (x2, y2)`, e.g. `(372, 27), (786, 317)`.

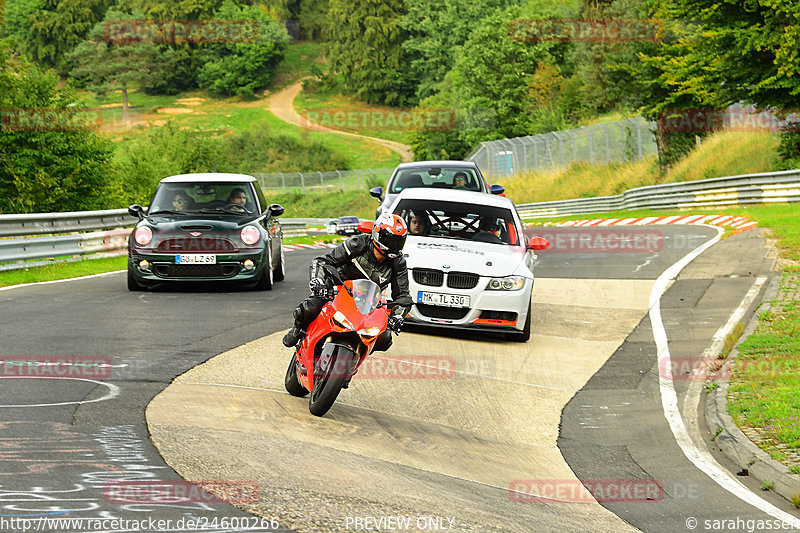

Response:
(418, 291), (470, 308)
(176, 254), (216, 264)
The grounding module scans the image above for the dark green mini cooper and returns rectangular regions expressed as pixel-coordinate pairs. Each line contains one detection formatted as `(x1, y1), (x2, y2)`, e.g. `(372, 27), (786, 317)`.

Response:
(127, 173), (285, 291)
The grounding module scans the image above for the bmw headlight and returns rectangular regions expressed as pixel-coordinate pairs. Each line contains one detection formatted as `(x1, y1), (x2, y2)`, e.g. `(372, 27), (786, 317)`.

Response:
(134, 226), (153, 246)
(331, 311), (354, 331)
(487, 275), (526, 291)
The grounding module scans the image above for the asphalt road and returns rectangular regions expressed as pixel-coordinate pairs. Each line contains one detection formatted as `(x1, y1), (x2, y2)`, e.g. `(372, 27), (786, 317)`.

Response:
(1, 226), (796, 532)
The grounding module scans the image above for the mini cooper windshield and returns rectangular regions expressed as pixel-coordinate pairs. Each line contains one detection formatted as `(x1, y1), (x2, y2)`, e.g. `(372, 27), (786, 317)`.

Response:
(393, 199), (520, 246)
(149, 182), (258, 216)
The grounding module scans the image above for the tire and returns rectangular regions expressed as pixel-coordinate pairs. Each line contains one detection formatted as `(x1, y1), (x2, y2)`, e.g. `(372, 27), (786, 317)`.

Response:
(308, 345), (354, 417)
(127, 267), (145, 291)
(273, 242), (285, 282)
(284, 353), (309, 397)
(253, 247), (273, 290)
(508, 297), (532, 342)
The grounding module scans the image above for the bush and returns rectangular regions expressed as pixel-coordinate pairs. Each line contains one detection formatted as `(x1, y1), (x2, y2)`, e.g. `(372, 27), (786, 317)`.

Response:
(777, 129), (800, 170)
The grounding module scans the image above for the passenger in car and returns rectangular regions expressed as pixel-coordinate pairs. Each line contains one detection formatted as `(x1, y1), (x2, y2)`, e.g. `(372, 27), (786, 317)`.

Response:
(472, 217), (505, 244)
(407, 211), (430, 236)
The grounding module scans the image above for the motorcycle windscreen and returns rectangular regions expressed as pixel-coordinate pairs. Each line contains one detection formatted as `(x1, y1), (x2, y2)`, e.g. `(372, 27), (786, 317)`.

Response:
(351, 279), (381, 315)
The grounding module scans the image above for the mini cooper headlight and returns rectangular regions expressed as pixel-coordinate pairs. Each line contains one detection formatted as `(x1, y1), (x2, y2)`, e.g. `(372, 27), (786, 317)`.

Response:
(331, 311), (354, 331)
(134, 226), (153, 246)
(240, 225), (261, 246)
(487, 276), (526, 291)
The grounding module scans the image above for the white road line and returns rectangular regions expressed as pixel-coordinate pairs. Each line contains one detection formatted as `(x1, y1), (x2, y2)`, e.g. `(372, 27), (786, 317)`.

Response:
(0, 378), (120, 408)
(0, 270), (125, 291)
(650, 226), (800, 526)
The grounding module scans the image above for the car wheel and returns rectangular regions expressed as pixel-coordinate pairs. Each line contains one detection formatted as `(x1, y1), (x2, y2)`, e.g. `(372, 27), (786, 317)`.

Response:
(127, 267), (145, 291)
(508, 297), (532, 342)
(273, 242), (285, 282)
(253, 247), (273, 291)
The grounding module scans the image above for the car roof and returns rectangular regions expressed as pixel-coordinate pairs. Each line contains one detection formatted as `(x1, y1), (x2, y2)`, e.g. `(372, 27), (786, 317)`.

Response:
(390, 187), (514, 209)
(159, 173), (258, 183)
(393, 160), (479, 170)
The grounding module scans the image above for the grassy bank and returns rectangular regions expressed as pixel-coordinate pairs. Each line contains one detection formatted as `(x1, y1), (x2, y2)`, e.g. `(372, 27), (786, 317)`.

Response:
(499, 131), (781, 204)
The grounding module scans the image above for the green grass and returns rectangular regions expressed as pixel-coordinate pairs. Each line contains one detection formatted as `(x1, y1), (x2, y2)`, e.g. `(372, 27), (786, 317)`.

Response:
(294, 90), (412, 145)
(272, 41), (327, 88)
(0, 256), (126, 288)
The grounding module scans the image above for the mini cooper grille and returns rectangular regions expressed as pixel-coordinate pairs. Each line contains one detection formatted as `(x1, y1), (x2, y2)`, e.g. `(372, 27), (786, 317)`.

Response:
(446, 272), (479, 289)
(413, 268), (444, 287)
(154, 264), (239, 278)
(155, 237), (236, 252)
(415, 304), (470, 320)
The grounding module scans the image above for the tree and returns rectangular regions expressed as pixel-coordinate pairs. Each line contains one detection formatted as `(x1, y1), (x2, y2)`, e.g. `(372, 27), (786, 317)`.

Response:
(326, 0), (412, 105)
(0, 47), (115, 213)
(23, 0), (110, 70)
(197, 1), (289, 98)
(401, 0), (517, 102)
(68, 10), (163, 122)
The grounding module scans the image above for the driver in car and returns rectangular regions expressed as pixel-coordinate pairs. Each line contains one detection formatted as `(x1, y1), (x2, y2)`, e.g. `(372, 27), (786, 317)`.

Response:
(283, 213), (413, 352)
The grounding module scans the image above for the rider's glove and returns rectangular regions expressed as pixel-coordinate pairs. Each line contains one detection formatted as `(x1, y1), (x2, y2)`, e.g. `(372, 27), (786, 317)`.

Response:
(309, 277), (329, 298)
(388, 315), (404, 334)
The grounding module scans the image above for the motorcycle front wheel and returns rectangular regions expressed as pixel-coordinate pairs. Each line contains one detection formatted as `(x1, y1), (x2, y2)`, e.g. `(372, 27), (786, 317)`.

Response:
(308, 344), (355, 417)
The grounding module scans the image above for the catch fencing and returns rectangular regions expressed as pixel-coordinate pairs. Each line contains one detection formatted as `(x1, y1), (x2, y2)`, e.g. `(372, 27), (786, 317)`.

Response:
(256, 168), (392, 192)
(466, 117), (657, 178)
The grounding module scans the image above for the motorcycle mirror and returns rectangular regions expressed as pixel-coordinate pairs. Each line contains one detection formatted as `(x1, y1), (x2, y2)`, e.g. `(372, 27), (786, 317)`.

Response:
(357, 220), (374, 234)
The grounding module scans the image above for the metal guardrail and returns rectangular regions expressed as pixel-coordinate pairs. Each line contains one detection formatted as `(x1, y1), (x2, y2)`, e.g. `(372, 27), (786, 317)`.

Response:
(0, 210), (311, 271)
(516, 169), (800, 219)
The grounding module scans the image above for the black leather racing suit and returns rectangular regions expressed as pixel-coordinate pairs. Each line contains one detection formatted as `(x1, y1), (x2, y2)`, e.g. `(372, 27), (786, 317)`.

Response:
(291, 234), (412, 351)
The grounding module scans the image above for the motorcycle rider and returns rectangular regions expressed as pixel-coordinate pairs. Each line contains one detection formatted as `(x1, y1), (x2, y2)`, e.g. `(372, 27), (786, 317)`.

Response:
(282, 213), (413, 350)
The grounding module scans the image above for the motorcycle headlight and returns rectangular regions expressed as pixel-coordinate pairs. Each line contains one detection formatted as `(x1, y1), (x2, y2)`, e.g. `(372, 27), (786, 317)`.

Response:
(357, 327), (382, 342)
(487, 276), (526, 291)
(331, 311), (354, 331)
(134, 226), (153, 246)
(240, 225), (261, 246)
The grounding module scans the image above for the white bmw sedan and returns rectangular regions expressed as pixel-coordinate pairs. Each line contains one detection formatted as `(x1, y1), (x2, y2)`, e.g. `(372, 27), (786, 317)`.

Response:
(389, 188), (549, 341)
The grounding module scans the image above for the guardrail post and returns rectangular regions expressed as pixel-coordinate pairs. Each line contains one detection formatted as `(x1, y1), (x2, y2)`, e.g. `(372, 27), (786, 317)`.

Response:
(300, 173), (305, 193)
(337, 170), (343, 190)
(279, 172), (285, 191)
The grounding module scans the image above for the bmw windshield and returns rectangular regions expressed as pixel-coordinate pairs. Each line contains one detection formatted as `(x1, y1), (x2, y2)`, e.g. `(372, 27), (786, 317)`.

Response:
(393, 199), (520, 246)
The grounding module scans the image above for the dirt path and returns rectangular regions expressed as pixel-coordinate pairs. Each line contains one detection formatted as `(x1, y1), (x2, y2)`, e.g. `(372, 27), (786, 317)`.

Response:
(266, 81), (414, 162)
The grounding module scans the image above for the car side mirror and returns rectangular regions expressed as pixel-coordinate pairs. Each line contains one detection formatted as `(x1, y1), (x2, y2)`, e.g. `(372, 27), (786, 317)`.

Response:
(357, 220), (374, 234)
(527, 236), (550, 251)
(268, 203), (284, 217)
(490, 184), (505, 195)
(128, 204), (145, 221)
(369, 187), (384, 201)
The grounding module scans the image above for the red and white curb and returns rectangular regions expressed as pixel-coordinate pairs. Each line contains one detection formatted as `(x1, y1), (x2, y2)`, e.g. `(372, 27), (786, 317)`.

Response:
(535, 214), (757, 232)
(284, 243), (338, 252)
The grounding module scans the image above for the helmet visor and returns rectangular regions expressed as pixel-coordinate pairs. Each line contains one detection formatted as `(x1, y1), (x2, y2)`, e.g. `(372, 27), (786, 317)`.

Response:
(377, 228), (407, 257)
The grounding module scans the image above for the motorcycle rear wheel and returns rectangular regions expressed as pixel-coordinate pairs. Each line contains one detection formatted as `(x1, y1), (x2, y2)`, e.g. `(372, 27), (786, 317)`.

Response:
(284, 353), (309, 397)
(308, 346), (354, 416)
